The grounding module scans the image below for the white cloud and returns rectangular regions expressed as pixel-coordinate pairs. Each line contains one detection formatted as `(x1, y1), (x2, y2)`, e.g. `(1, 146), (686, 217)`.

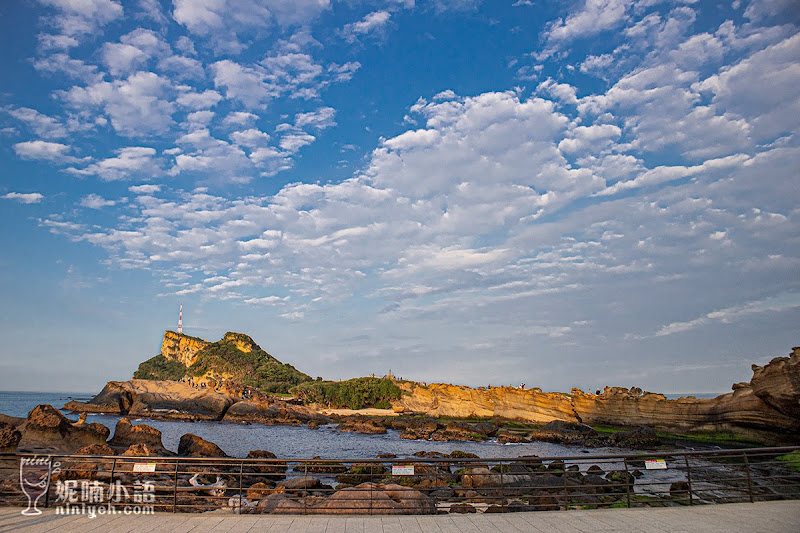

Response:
(38, 0), (123, 38)
(230, 129), (271, 148)
(3, 192), (44, 204)
(33, 53), (101, 82)
(172, 0), (331, 52)
(68, 146), (160, 181)
(60, 71), (175, 137)
(80, 193), (116, 208)
(176, 89), (223, 109)
(223, 111), (259, 128)
(129, 184), (161, 194)
(6, 107), (67, 138)
(211, 60), (275, 109)
(340, 11), (391, 43)
(13, 140), (82, 163)
(544, 0), (632, 46)
(294, 107), (336, 130)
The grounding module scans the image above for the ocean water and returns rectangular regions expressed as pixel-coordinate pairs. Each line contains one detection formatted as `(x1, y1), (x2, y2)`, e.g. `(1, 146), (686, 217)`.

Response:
(0, 390), (639, 459)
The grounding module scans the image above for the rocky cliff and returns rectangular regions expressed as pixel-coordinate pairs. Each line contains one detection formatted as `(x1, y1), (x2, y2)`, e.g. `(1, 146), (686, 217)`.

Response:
(395, 347), (800, 445)
(161, 331), (209, 366)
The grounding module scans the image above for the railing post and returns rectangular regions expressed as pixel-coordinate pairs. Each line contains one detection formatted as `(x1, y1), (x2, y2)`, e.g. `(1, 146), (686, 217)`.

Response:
(499, 459), (504, 509)
(109, 457), (117, 506)
(684, 454), (694, 506)
(742, 452), (755, 503)
(369, 463), (374, 516)
(304, 462), (308, 515)
(623, 458), (631, 508)
(238, 461), (244, 512)
(44, 456), (54, 508)
(172, 460), (179, 513)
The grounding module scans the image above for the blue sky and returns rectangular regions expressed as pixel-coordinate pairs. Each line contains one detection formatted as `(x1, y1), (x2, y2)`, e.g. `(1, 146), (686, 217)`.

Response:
(1, 0), (798, 394)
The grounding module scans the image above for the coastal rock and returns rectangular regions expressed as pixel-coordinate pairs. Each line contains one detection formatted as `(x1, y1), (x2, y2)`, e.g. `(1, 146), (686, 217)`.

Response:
(121, 443), (164, 457)
(605, 426), (658, 449)
(76, 443), (115, 455)
(178, 433), (228, 457)
(245, 450), (287, 480)
(399, 418), (439, 440)
(395, 347), (800, 445)
(65, 380), (238, 421)
(314, 483), (435, 515)
(750, 347), (800, 420)
(17, 405), (110, 453)
(0, 421), (21, 452)
(108, 417), (170, 454)
(338, 418), (387, 434)
(223, 398), (329, 426)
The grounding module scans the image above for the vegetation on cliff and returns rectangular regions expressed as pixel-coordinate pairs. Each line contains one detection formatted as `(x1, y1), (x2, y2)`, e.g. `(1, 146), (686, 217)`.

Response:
(293, 377), (401, 409)
(134, 355), (186, 381)
(134, 332), (313, 394)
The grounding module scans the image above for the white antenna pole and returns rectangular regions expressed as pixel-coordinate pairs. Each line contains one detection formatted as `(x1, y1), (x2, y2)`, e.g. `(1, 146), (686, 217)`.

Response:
(178, 303), (183, 334)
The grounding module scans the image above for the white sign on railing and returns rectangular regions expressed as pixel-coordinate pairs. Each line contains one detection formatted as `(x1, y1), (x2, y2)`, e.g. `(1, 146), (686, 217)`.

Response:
(133, 463), (157, 473)
(644, 459), (667, 470)
(391, 465), (415, 476)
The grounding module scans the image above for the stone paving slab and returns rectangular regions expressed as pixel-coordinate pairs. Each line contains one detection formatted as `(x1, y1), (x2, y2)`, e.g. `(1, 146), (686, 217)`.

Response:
(0, 502), (798, 533)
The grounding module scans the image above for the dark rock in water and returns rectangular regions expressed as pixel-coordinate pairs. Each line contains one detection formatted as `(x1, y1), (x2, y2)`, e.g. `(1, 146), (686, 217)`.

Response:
(245, 450), (287, 480)
(670, 480), (691, 503)
(376, 453), (397, 459)
(335, 464), (388, 485)
(224, 398), (329, 426)
(586, 464), (605, 475)
(449, 503), (476, 513)
(17, 405), (110, 453)
(485, 504), (507, 513)
(108, 417), (170, 454)
(606, 426), (658, 448)
(338, 418), (387, 434)
(308, 420), (319, 429)
(412, 450), (448, 458)
(178, 433), (228, 457)
(449, 450), (479, 459)
(400, 419), (439, 440)
(0, 421), (22, 452)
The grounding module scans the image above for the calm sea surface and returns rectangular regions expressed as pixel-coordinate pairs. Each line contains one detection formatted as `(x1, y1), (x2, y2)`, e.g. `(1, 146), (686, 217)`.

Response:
(0, 390), (707, 459)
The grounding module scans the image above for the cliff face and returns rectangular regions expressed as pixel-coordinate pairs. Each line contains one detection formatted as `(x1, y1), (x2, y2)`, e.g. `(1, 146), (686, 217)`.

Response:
(396, 347), (800, 445)
(161, 331), (209, 366)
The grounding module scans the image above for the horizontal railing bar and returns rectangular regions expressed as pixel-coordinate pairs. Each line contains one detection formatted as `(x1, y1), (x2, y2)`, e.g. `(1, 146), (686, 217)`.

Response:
(3, 445), (798, 463)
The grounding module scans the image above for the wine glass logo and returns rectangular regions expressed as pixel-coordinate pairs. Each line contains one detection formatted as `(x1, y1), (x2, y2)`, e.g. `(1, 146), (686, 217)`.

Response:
(19, 457), (50, 516)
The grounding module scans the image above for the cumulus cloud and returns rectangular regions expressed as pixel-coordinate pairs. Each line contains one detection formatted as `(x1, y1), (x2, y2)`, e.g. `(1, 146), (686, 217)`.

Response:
(38, 0), (123, 39)
(3, 192), (44, 204)
(6, 107), (67, 138)
(13, 140), (83, 163)
(67, 147), (161, 181)
(340, 11), (391, 43)
(80, 193), (116, 208)
(172, 0), (331, 52)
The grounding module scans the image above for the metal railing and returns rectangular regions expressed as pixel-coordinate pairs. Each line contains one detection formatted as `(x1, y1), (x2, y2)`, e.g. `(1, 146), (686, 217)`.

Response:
(1, 447), (799, 515)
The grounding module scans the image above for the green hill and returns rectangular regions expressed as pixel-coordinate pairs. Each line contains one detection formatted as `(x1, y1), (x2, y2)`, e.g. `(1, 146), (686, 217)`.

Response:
(134, 331), (313, 393)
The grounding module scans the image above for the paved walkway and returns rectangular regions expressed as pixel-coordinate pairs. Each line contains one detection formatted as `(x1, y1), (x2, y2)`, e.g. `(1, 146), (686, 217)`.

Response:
(0, 502), (798, 533)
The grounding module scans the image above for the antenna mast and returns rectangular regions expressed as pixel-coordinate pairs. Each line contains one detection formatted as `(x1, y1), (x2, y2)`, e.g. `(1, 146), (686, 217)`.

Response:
(177, 303), (183, 334)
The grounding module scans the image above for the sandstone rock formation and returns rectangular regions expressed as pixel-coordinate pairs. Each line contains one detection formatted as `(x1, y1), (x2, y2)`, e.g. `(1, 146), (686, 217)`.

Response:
(65, 379), (238, 421)
(178, 433), (228, 457)
(108, 417), (171, 454)
(16, 405), (110, 453)
(223, 398), (329, 426)
(0, 421), (21, 452)
(395, 347), (800, 445)
(161, 331), (209, 366)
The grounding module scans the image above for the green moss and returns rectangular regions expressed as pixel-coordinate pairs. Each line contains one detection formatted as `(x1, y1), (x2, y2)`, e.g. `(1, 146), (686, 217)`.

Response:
(293, 377), (401, 410)
(776, 451), (800, 472)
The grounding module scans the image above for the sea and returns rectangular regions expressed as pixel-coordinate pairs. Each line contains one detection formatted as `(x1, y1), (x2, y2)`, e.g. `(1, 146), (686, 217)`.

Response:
(0, 390), (721, 459)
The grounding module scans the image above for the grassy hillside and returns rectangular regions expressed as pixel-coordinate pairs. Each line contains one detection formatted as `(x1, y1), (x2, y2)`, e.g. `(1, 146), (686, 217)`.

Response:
(134, 332), (313, 393)
(293, 377), (401, 409)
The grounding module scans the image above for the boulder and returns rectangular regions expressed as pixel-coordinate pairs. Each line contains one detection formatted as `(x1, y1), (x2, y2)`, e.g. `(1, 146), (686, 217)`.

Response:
(224, 399), (329, 426)
(750, 347), (800, 420)
(75, 443), (115, 456)
(108, 417), (170, 454)
(247, 482), (279, 500)
(449, 503), (476, 513)
(17, 405), (110, 453)
(606, 426), (658, 448)
(121, 443), (163, 456)
(178, 433), (228, 457)
(0, 421), (21, 452)
(314, 483), (435, 515)
(399, 419), (439, 440)
(278, 476), (321, 491)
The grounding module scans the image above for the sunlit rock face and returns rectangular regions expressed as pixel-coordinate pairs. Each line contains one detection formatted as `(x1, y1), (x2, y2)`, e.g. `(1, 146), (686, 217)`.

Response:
(161, 331), (209, 367)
